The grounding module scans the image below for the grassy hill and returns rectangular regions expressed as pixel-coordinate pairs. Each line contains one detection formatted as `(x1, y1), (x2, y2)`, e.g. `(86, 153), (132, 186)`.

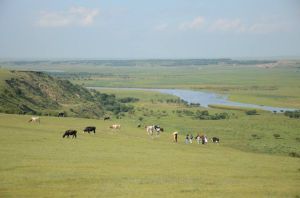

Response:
(0, 69), (132, 118)
(0, 113), (299, 198)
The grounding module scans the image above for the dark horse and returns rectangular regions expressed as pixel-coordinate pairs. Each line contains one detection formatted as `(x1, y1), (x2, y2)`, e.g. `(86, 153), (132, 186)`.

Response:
(83, 126), (96, 134)
(62, 130), (77, 138)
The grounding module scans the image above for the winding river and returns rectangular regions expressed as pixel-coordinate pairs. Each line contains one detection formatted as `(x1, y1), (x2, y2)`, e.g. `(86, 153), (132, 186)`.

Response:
(88, 87), (297, 112)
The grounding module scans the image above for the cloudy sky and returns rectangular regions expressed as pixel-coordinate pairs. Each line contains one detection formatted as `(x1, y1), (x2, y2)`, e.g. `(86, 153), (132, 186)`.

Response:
(0, 0), (299, 59)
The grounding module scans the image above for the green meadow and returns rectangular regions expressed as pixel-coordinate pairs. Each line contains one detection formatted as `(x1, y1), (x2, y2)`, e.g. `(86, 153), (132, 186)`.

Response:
(0, 60), (300, 197)
(1, 88), (300, 197)
(0, 113), (299, 198)
(2, 60), (300, 108)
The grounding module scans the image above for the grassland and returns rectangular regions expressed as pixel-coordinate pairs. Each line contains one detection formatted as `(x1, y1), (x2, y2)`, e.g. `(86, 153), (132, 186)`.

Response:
(0, 60), (300, 197)
(78, 65), (300, 108)
(0, 112), (299, 198)
(2, 59), (300, 108)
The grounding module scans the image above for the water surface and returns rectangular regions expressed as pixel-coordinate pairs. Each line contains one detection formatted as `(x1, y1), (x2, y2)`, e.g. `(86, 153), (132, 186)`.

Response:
(88, 87), (297, 112)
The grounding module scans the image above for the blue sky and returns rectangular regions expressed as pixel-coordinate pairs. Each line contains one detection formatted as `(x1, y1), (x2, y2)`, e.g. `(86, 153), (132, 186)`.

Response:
(0, 0), (299, 59)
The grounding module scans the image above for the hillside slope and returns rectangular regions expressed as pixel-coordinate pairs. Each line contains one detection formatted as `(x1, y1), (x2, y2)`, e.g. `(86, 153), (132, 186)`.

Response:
(0, 69), (131, 118)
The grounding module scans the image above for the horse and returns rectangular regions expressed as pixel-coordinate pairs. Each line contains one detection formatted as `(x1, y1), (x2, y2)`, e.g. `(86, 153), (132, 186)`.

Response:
(110, 124), (121, 129)
(83, 126), (96, 134)
(62, 130), (77, 138)
(28, 116), (40, 123)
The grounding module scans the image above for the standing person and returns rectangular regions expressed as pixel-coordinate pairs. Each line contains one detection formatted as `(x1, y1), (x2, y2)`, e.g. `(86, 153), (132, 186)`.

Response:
(201, 135), (205, 144)
(196, 134), (201, 144)
(185, 134), (190, 144)
(173, 132), (178, 143)
(204, 135), (208, 144)
(190, 134), (193, 144)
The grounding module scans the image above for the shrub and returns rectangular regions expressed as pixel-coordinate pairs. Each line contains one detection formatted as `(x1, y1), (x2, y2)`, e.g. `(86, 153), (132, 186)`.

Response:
(118, 97), (139, 103)
(245, 110), (257, 115)
(273, 134), (281, 139)
(289, 152), (300, 158)
(251, 134), (261, 139)
(194, 110), (229, 120)
(284, 110), (300, 119)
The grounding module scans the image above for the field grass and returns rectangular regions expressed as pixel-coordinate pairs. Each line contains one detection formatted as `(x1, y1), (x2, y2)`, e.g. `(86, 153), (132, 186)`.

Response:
(58, 63), (300, 108)
(94, 89), (300, 156)
(0, 113), (299, 198)
(1, 61), (300, 197)
(2, 60), (300, 108)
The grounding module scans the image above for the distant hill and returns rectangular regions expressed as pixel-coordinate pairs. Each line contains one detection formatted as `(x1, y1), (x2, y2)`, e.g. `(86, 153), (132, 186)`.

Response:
(0, 69), (133, 118)
(0, 58), (277, 68)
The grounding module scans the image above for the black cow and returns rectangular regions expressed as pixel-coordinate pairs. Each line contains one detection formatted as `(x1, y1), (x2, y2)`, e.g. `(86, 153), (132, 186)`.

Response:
(154, 125), (164, 132)
(104, 116), (110, 121)
(211, 137), (220, 143)
(83, 126), (96, 134)
(63, 130), (77, 138)
(58, 112), (65, 117)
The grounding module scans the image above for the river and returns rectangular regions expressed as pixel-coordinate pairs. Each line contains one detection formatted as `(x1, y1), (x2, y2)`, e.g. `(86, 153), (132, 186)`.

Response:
(88, 87), (297, 112)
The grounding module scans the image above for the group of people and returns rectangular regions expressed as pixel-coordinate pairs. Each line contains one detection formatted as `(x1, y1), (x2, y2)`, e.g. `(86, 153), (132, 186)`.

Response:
(172, 132), (209, 144)
(185, 134), (208, 144)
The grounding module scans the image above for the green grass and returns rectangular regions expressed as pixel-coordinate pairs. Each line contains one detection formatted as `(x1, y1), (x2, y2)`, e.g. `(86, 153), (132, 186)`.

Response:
(94, 89), (300, 156)
(59, 63), (300, 108)
(2, 61), (300, 108)
(0, 113), (299, 198)
(1, 61), (300, 197)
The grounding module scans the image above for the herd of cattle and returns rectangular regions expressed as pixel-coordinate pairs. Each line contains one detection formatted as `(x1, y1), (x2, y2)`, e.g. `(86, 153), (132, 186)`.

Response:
(28, 116), (220, 144)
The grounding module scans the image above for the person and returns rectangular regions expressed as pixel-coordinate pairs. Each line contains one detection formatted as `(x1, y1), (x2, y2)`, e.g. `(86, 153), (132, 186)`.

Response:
(196, 134), (201, 144)
(173, 132), (178, 143)
(185, 134), (190, 144)
(189, 134), (193, 144)
(204, 135), (208, 144)
(201, 135), (205, 144)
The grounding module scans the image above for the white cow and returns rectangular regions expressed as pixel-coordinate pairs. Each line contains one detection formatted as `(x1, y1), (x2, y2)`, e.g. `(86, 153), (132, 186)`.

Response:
(28, 116), (40, 123)
(110, 124), (121, 129)
(146, 125), (161, 136)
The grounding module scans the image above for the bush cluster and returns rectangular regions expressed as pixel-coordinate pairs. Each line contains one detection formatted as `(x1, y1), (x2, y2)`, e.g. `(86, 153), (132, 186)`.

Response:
(284, 110), (300, 119)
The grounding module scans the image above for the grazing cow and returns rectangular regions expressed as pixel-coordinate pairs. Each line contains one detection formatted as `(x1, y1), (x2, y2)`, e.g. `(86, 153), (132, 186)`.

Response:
(104, 116), (110, 121)
(58, 112), (65, 117)
(62, 130), (77, 138)
(28, 116), (40, 123)
(110, 124), (121, 129)
(211, 137), (220, 143)
(146, 125), (162, 136)
(83, 126), (96, 134)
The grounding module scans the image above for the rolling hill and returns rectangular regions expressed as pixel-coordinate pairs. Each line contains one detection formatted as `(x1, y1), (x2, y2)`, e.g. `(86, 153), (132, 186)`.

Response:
(0, 69), (132, 118)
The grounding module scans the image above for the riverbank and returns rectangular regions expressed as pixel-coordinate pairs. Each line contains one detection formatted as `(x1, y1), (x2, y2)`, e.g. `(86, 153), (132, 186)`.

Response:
(88, 87), (297, 112)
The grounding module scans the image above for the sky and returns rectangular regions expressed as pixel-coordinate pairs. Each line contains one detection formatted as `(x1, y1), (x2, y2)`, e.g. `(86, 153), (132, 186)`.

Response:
(0, 0), (300, 59)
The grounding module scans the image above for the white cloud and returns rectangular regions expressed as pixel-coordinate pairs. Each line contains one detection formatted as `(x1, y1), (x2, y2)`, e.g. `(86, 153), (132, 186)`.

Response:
(248, 22), (288, 34)
(36, 6), (99, 27)
(209, 18), (246, 32)
(179, 16), (205, 30)
(154, 23), (168, 31)
(207, 18), (289, 34)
